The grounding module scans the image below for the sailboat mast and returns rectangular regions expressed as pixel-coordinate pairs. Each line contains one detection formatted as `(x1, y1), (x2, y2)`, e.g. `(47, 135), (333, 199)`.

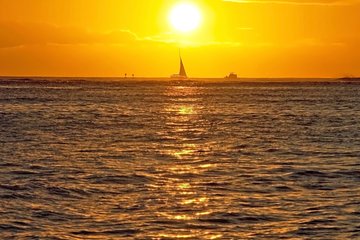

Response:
(179, 49), (187, 78)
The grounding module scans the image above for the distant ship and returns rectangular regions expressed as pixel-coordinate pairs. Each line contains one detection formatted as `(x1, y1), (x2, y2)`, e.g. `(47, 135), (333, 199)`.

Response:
(171, 53), (188, 80)
(225, 72), (238, 79)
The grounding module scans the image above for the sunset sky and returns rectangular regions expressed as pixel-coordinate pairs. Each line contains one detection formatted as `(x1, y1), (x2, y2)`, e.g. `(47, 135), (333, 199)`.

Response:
(0, 0), (359, 78)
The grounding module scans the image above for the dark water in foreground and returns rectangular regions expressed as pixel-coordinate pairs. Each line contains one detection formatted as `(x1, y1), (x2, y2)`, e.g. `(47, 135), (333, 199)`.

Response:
(1, 79), (360, 239)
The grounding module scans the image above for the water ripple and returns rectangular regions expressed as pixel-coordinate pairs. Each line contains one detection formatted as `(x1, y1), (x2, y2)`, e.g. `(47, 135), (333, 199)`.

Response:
(1, 80), (360, 239)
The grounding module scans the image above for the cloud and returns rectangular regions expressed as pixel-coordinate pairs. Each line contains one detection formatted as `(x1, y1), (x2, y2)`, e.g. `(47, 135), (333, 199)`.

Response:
(286, 38), (346, 48)
(223, 0), (360, 6)
(122, 31), (242, 47)
(0, 21), (138, 49)
(0, 21), (245, 49)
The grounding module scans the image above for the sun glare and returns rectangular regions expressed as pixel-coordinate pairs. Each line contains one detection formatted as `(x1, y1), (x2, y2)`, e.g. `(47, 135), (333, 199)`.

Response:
(169, 3), (202, 33)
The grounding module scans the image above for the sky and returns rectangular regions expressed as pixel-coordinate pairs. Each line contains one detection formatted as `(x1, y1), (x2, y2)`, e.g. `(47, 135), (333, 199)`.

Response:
(0, 0), (359, 78)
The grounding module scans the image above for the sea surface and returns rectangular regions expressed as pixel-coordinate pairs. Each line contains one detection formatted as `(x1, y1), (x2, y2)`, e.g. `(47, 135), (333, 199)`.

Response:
(1, 78), (360, 239)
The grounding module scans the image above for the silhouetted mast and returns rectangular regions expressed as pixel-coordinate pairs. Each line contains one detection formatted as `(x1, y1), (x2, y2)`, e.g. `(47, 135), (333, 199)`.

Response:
(179, 49), (187, 78)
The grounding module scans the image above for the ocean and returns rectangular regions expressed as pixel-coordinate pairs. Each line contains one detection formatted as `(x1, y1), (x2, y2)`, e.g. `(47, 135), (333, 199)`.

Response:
(1, 78), (360, 239)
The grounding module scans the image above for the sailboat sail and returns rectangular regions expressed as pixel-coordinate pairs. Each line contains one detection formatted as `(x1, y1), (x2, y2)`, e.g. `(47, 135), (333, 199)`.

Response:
(171, 50), (188, 79)
(179, 57), (187, 78)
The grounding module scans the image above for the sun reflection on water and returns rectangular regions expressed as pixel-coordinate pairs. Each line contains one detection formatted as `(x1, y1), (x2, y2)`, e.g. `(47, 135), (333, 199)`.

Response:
(172, 144), (196, 159)
(148, 84), (223, 238)
(179, 106), (194, 115)
(157, 232), (223, 239)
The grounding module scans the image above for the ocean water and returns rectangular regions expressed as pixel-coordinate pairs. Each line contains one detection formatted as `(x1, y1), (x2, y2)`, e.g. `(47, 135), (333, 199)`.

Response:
(1, 78), (360, 239)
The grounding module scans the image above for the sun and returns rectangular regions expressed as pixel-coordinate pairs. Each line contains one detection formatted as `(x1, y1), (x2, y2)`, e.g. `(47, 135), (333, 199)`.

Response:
(169, 3), (202, 33)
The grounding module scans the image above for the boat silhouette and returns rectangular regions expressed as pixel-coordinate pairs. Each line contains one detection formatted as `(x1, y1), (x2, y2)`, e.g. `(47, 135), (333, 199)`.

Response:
(225, 72), (238, 79)
(171, 51), (188, 80)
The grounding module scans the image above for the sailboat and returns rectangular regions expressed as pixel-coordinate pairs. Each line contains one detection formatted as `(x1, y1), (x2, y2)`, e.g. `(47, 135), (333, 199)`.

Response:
(171, 52), (188, 80)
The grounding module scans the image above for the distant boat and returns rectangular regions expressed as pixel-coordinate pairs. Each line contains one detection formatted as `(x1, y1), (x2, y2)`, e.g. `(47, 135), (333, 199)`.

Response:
(225, 72), (238, 79)
(171, 52), (188, 80)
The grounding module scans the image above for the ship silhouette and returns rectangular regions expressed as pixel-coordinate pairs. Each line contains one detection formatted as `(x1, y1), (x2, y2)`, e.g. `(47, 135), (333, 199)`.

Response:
(225, 72), (238, 79)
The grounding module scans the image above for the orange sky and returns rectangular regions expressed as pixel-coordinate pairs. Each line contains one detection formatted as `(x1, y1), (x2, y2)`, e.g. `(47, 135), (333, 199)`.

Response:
(0, 0), (359, 78)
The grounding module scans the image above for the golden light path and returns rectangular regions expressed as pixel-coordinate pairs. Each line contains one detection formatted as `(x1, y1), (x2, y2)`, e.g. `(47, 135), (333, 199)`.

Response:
(150, 85), (222, 239)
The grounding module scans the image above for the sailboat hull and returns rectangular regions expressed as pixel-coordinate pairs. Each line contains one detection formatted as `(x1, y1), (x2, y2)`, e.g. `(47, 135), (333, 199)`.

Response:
(170, 74), (188, 80)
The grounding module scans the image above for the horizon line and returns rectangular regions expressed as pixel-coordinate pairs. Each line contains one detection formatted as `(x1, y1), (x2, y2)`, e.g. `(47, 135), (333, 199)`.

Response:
(0, 75), (346, 80)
